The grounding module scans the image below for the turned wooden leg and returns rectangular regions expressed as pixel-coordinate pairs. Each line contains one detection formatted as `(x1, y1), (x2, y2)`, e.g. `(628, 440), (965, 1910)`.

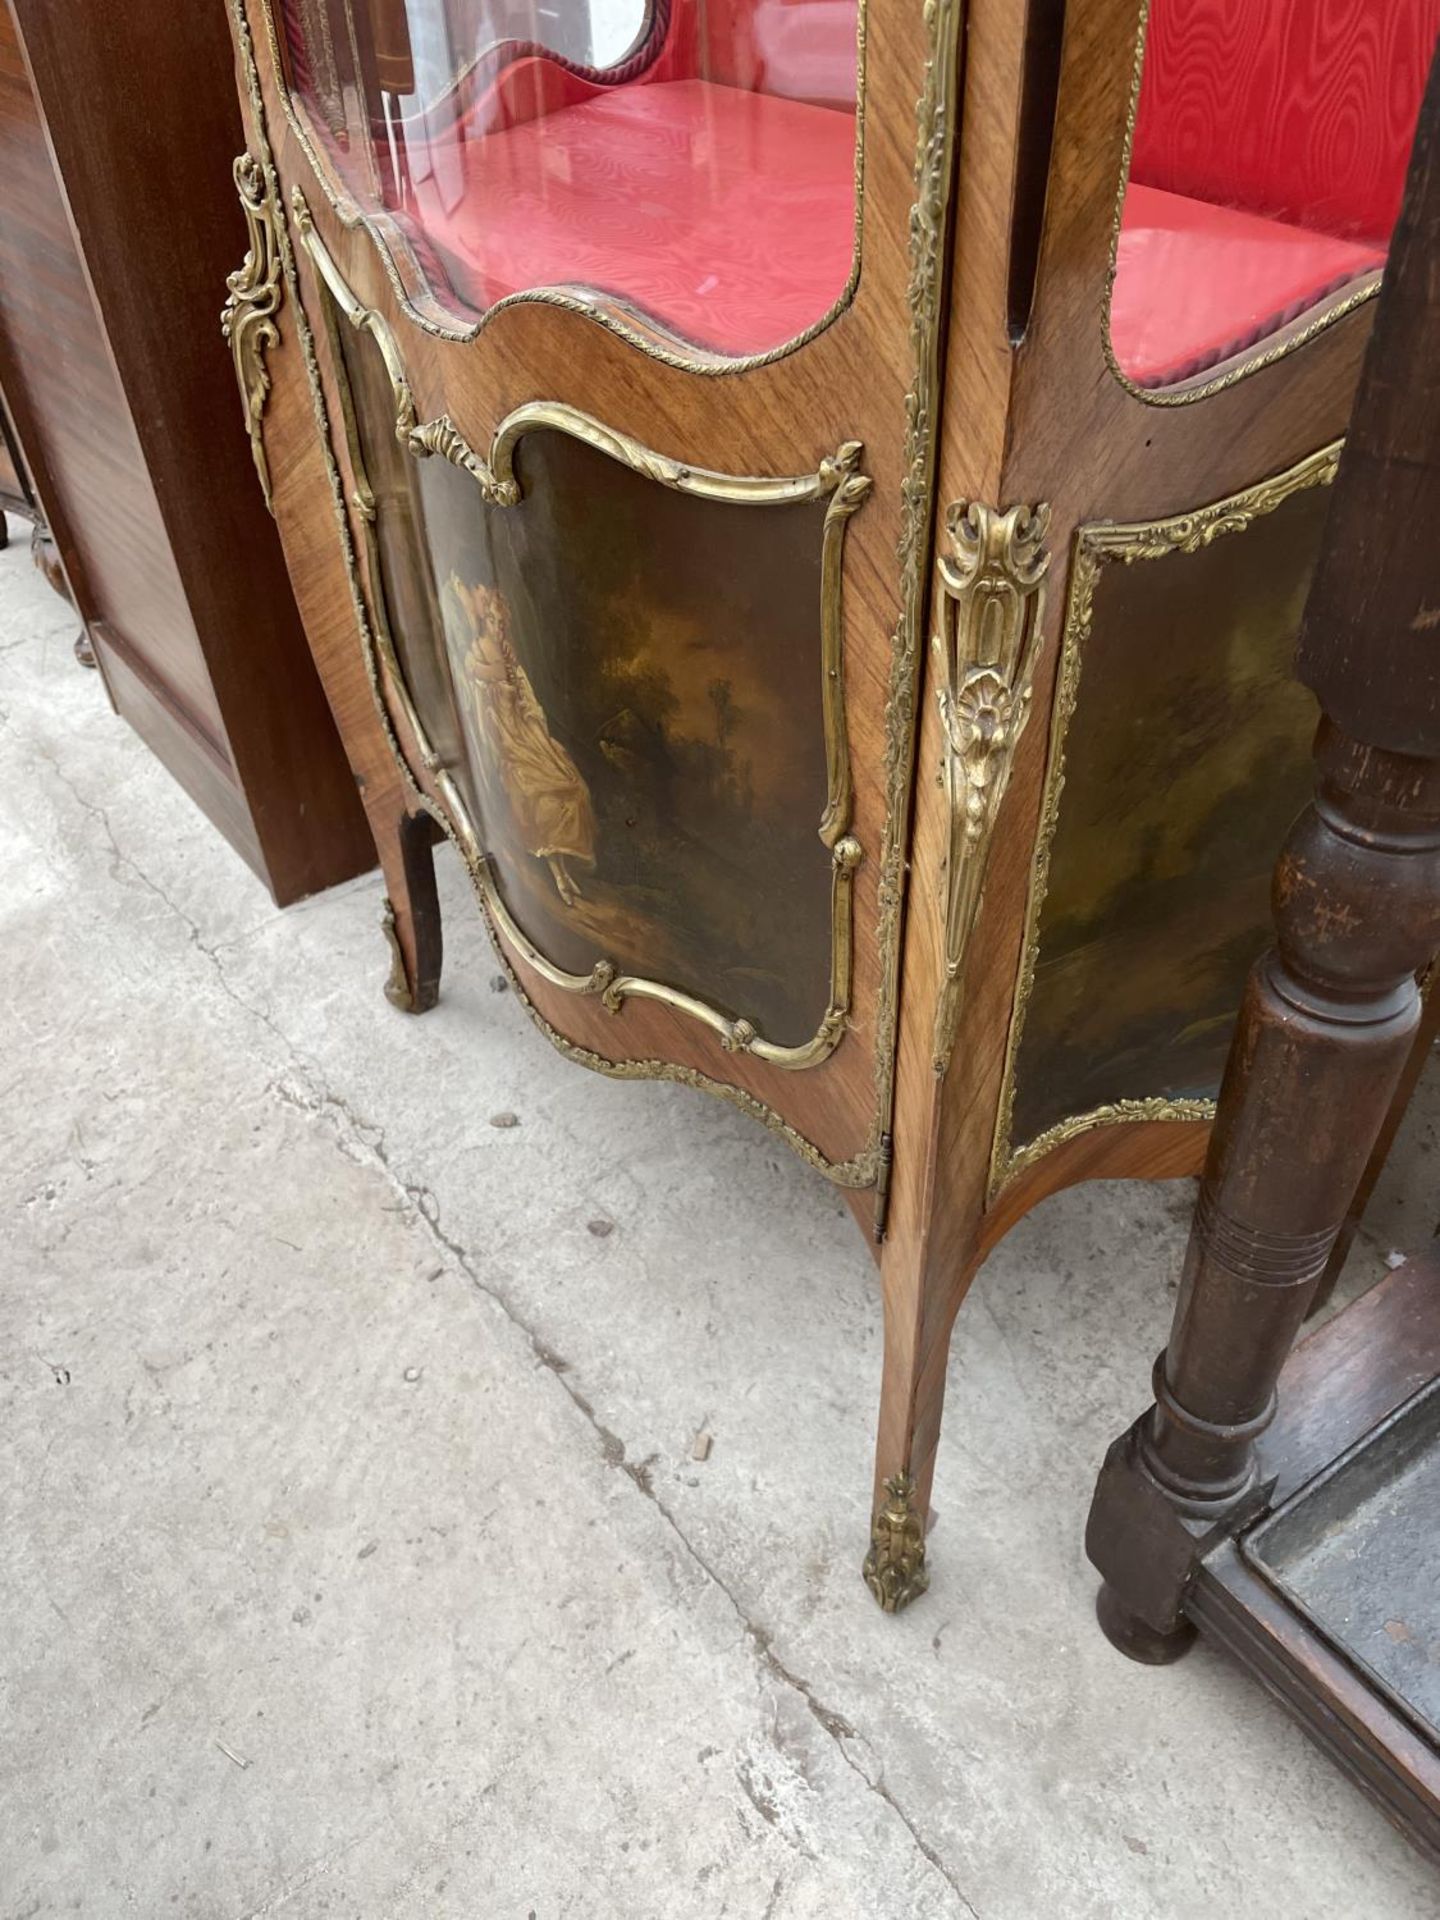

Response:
(28, 518), (65, 598)
(1306, 971), (1440, 1315)
(1088, 721), (1440, 1657)
(17, 515), (92, 662)
(1094, 1580), (1196, 1664)
(375, 805), (443, 1014)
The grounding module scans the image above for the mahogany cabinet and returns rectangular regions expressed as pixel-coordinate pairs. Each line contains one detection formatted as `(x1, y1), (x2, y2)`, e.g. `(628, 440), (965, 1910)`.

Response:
(221, 0), (1440, 1602)
(0, 0), (374, 904)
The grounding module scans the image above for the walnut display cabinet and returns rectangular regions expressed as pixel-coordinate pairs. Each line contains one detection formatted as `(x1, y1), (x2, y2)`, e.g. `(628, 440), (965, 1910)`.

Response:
(222, 0), (1440, 1607)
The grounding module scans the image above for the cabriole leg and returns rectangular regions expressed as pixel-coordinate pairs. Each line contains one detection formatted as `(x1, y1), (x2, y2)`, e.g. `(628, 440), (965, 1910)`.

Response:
(376, 805), (443, 1014)
(864, 1242), (981, 1612)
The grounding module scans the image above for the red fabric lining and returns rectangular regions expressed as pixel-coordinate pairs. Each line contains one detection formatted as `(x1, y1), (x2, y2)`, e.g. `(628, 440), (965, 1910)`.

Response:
(1132, 0), (1440, 244)
(410, 79), (856, 355)
(412, 81), (1382, 378)
(1112, 182), (1383, 387)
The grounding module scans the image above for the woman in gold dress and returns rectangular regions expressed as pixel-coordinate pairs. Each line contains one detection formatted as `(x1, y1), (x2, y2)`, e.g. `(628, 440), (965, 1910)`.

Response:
(443, 574), (597, 906)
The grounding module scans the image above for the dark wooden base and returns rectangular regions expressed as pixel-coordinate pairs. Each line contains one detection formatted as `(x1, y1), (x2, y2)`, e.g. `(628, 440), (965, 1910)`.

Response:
(28, 517), (66, 601)
(1183, 1259), (1440, 1863)
(1190, 1545), (1440, 1866)
(1096, 1581), (1196, 1665)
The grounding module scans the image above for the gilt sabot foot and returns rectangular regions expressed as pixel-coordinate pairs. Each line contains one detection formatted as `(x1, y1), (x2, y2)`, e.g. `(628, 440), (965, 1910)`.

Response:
(863, 1472), (930, 1613)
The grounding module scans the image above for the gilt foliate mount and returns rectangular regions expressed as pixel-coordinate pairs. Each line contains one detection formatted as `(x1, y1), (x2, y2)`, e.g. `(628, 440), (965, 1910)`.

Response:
(930, 500), (1052, 1076)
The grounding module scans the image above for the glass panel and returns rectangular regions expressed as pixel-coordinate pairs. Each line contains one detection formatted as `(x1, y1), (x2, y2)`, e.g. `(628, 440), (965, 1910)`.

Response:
(279, 0), (861, 356)
(336, 316), (837, 1045)
(1111, 1), (1440, 389)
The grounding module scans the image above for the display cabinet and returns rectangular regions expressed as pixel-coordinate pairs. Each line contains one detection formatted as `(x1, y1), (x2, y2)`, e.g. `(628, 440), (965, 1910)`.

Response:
(222, 0), (1440, 1605)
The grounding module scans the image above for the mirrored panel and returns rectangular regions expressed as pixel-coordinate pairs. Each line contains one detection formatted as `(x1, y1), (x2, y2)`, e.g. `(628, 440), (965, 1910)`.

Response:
(1111, 1), (1440, 390)
(278, 0), (862, 356)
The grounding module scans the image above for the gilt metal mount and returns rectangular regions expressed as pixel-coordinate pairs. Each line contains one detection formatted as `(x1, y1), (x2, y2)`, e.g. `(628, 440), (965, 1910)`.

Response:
(863, 1471), (930, 1612)
(222, 153), (284, 511)
(930, 501), (1051, 1075)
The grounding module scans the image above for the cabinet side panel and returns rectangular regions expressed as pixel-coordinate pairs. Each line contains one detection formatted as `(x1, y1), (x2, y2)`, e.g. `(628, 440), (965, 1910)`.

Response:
(0, 12), (227, 750)
(6, 0), (376, 903)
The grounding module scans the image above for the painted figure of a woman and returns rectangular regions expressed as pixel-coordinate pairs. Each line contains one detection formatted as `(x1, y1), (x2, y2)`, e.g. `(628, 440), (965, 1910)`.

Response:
(443, 574), (596, 906)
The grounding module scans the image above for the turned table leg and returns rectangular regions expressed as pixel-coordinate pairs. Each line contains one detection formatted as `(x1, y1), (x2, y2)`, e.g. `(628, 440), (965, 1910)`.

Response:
(1088, 721), (1440, 1657)
(1306, 972), (1440, 1316)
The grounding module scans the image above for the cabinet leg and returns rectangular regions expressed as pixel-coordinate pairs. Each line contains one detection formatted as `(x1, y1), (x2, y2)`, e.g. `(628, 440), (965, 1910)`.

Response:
(1095, 1581), (1196, 1665)
(863, 1466), (930, 1613)
(377, 807), (443, 1014)
(863, 1242), (979, 1612)
(29, 519), (67, 601)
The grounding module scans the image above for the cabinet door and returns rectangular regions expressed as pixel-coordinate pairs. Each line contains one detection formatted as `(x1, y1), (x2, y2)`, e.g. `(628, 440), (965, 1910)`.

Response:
(229, 0), (960, 1199)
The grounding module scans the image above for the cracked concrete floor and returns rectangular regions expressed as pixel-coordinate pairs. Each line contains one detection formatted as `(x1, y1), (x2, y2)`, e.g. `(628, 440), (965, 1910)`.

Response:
(3, 520), (1437, 1920)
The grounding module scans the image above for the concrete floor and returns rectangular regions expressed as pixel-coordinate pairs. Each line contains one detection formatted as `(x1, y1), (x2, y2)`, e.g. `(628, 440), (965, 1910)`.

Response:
(3, 520), (1437, 1920)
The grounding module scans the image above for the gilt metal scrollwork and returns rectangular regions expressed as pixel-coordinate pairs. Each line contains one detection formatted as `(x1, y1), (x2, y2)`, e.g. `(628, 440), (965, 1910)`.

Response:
(930, 500), (1052, 1076)
(222, 153), (285, 511)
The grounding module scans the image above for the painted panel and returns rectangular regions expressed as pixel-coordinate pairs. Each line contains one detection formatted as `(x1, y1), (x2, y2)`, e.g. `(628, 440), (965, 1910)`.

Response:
(337, 315), (840, 1050)
(1003, 469), (1334, 1168)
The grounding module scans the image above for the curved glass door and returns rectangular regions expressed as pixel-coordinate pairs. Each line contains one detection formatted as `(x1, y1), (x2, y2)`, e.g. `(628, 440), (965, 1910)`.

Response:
(1111, 0), (1440, 390)
(277, 0), (861, 356)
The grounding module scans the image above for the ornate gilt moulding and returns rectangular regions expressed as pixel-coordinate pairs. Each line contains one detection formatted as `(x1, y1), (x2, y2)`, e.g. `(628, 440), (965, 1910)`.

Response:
(225, 0), (966, 1218)
(930, 500), (1051, 1077)
(222, 151), (284, 510)
(295, 199), (872, 1074)
(990, 440), (1345, 1197)
(248, 0), (870, 373)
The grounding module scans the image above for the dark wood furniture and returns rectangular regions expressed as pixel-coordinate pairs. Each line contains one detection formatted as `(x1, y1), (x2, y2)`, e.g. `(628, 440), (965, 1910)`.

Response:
(1087, 42), (1440, 1859)
(223, 0), (1439, 1600)
(0, 376), (89, 662)
(0, 383), (57, 574)
(0, 387), (32, 527)
(0, 0), (374, 904)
